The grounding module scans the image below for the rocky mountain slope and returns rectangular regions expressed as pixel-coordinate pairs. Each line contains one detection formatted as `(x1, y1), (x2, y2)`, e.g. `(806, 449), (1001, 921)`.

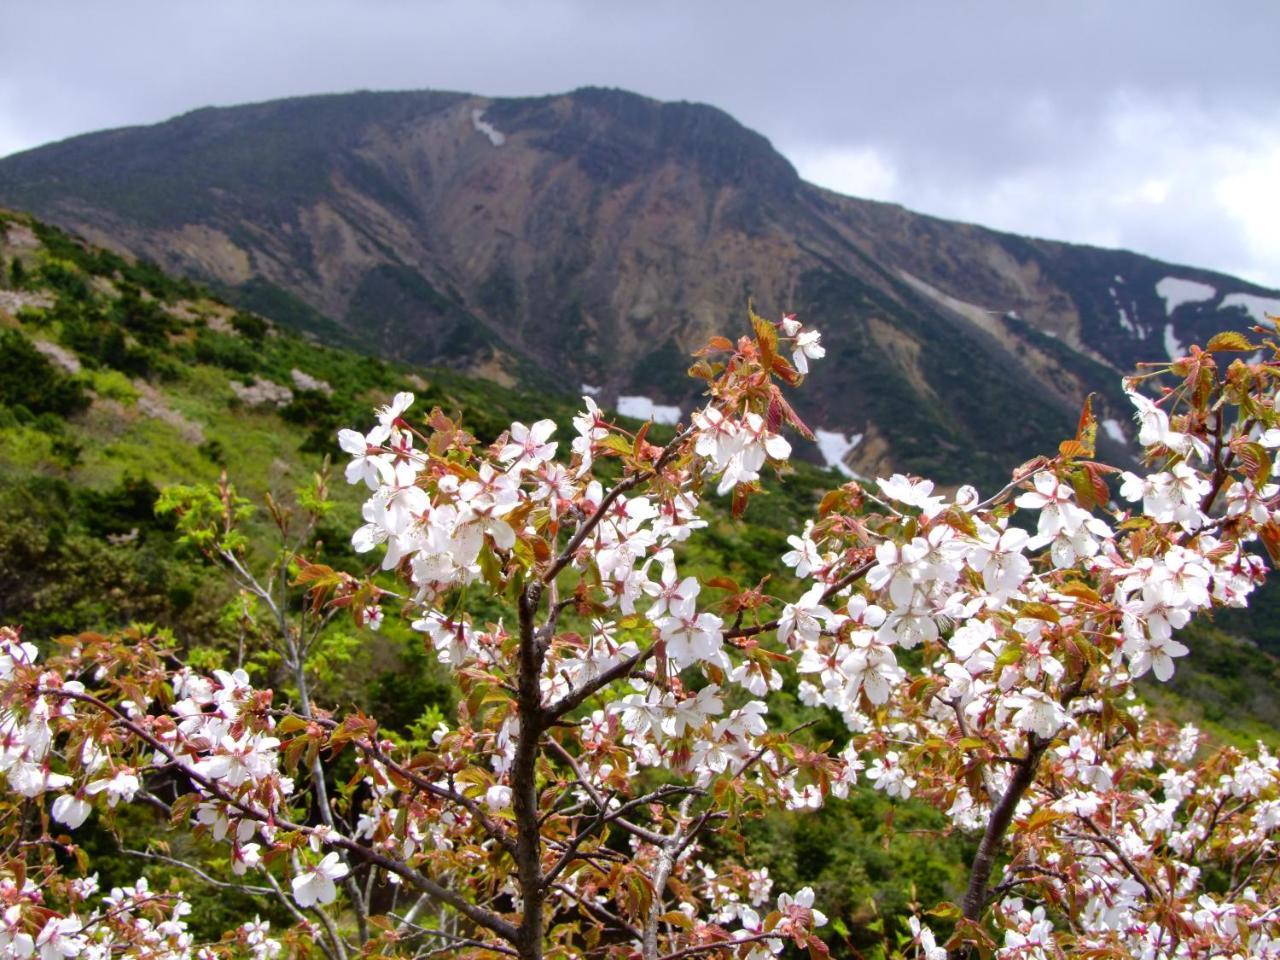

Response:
(2, 87), (1277, 488)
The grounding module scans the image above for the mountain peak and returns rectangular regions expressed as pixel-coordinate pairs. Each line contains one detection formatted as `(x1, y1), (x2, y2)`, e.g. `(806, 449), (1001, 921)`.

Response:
(0, 86), (1274, 488)
(473, 86), (800, 193)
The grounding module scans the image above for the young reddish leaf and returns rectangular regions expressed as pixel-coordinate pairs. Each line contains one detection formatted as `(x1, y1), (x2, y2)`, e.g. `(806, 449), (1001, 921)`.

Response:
(687, 359), (716, 381)
(1070, 469), (1098, 511)
(751, 304), (778, 370)
(1260, 520), (1280, 563)
(1074, 393), (1097, 456)
(705, 576), (740, 592)
(771, 353), (801, 385)
(1058, 438), (1091, 462)
(704, 335), (735, 353)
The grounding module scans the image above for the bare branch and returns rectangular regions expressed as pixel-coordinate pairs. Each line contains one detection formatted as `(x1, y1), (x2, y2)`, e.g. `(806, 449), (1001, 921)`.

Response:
(122, 848), (274, 896)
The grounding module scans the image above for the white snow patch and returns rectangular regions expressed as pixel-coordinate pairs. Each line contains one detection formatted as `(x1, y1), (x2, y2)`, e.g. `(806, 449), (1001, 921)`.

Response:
(1163, 323), (1184, 360)
(580, 383), (601, 396)
(617, 395), (681, 425)
(1114, 275), (1125, 284)
(814, 429), (863, 479)
(1156, 277), (1215, 315)
(1101, 418), (1127, 445)
(1117, 306), (1137, 337)
(1221, 292), (1280, 325)
(1110, 286), (1144, 338)
(471, 109), (506, 147)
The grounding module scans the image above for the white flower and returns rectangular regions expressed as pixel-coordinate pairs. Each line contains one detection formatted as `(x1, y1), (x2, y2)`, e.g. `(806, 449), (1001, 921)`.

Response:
(35, 916), (84, 960)
(571, 396), (609, 477)
(839, 633), (905, 705)
(876, 474), (946, 518)
(291, 852), (349, 907)
(1126, 389), (1206, 459)
(781, 522), (823, 579)
(485, 784), (512, 811)
(6, 763), (72, 798)
(0, 905), (34, 959)
(909, 916), (947, 960)
(777, 583), (833, 649)
(499, 420), (557, 473)
(194, 734), (280, 787)
(866, 751), (916, 799)
(776, 886), (827, 928)
(657, 611), (725, 670)
(337, 426), (394, 489)
(232, 842), (263, 876)
(792, 328), (825, 374)
(375, 391), (414, 430)
(967, 524), (1031, 597)
(51, 794), (92, 829)
(1008, 690), (1070, 740)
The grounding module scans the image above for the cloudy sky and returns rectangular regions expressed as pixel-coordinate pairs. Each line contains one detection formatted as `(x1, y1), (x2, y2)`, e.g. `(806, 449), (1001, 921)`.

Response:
(3, 1), (1278, 286)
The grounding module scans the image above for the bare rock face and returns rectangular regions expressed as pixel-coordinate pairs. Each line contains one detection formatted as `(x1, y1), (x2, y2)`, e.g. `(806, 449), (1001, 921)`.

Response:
(1, 87), (1274, 485)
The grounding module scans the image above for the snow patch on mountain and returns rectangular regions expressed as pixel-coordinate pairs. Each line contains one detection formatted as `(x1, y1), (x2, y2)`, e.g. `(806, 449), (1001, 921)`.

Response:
(1221, 292), (1280, 325)
(1117, 306), (1143, 338)
(1163, 324), (1184, 360)
(815, 429), (863, 479)
(617, 395), (680, 425)
(1101, 418), (1127, 445)
(1155, 277), (1215, 314)
(471, 109), (506, 146)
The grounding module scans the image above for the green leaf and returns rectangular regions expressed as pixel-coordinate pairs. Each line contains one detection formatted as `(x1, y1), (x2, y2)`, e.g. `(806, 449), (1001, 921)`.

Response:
(1206, 330), (1253, 352)
(601, 434), (633, 455)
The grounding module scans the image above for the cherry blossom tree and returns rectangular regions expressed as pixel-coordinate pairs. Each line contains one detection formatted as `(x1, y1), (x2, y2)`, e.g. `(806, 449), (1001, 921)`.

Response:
(1, 309), (1278, 960)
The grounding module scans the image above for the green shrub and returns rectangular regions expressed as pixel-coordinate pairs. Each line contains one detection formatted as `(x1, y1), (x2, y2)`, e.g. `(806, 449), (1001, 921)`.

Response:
(0, 330), (90, 417)
(192, 329), (258, 372)
(230, 311), (268, 341)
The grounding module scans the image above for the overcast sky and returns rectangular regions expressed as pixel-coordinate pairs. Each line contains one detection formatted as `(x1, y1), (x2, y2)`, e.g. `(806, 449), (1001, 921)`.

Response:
(2, 1), (1278, 286)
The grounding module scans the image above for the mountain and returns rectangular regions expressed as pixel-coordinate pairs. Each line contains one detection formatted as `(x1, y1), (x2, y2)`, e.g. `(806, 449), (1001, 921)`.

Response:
(2, 87), (1277, 488)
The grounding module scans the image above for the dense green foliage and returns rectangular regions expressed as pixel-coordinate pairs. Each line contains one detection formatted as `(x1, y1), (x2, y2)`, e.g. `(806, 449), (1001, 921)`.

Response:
(0, 328), (89, 416)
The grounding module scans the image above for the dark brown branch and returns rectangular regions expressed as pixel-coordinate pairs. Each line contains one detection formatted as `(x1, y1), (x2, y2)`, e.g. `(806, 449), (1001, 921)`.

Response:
(545, 739), (668, 845)
(545, 645), (655, 720)
(724, 560), (872, 640)
(960, 733), (1047, 924)
(513, 582), (549, 960)
(543, 783), (702, 889)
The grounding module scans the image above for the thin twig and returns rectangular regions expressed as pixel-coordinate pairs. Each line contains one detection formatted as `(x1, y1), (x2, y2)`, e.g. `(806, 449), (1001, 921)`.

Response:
(122, 848), (274, 896)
